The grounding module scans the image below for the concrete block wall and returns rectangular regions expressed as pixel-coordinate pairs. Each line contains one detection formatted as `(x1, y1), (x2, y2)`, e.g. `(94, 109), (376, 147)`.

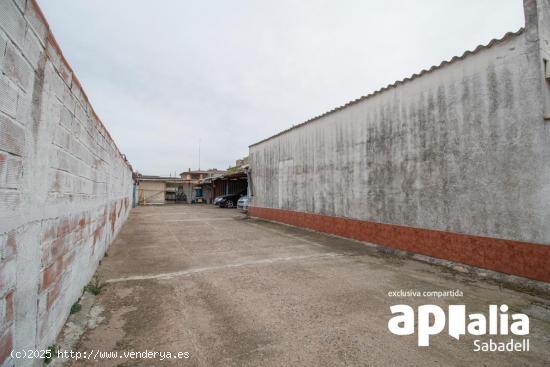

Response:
(249, 0), (550, 283)
(0, 1), (133, 365)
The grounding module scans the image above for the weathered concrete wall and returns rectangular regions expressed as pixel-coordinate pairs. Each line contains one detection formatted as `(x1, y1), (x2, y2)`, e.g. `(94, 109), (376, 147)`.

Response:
(0, 1), (133, 365)
(250, 0), (550, 282)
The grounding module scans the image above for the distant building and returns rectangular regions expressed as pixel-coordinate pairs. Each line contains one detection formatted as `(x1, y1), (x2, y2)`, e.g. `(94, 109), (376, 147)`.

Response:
(180, 169), (227, 203)
(227, 157), (249, 172)
(195, 161), (250, 203)
(136, 175), (185, 205)
(180, 169), (226, 181)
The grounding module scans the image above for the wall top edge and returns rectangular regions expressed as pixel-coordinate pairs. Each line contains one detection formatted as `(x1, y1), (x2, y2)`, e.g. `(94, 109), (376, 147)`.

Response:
(30, 0), (133, 173)
(249, 27), (525, 149)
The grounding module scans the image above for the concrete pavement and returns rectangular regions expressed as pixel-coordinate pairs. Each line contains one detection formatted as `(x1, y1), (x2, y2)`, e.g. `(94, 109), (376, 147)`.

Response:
(60, 205), (550, 366)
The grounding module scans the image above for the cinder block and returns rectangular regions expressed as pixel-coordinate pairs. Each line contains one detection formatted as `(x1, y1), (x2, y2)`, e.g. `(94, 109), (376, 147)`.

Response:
(0, 31), (8, 65)
(15, 93), (31, 126)
(45, 38), (61, 71)
(71, 81), (87, 110)
(47, 168), (62, 194)
(80, 127), (94, 150)
(48, 167), (71, 194)
(58, 105), (74, 132)
(0, 232), (16, 261)
(37, 92), (61, 131)
(22, 25), (44, 70)
(5, 157), (22, 189)
(70, 118), (83, 140)
(13, 0), (26, 13)
(74, 102), (87, 124)
(0, 76), (18, 118)
(44, 61), (64, 101)
(61, 85), (75, 113)
(4, 290), (13, 322)
(69, 140), (92, 167)
(0, 155), (22, 189)
(0, 191), (19, 212)
(59, 61), (72, 88)
(41, 217), (59, 242)
(52, 148), (79, 176)
(24, 0), (48, 46)
(46, 280), (61, 310)
(0, 258), (15, 295)
(50, 71), (66, 103)
(0, 0), (26, 46)
(0, 114), (25, 156)
(2, 42), (33, 92)
(52, 124), (71, 151)
(41, 259), (62, 291)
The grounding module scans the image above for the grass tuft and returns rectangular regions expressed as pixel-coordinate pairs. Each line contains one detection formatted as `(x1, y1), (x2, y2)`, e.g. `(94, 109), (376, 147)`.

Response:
(44, 344), (59, 364)
(85, 275), (106, 295)
(70, 302), (82, 314)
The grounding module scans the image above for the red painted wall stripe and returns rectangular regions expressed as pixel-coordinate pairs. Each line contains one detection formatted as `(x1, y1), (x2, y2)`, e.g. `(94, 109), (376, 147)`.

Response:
(248, 206), (550, 283)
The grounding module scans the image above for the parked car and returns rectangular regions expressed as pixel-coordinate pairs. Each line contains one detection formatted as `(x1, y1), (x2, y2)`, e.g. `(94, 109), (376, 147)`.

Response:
(214, 190), (247, 208)
(213, 196), (224, 206)
(237, 196), (250, 210)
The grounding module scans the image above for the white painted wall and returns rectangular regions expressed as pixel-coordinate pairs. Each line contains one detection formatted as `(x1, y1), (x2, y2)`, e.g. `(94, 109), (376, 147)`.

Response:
(250, 0), (550, 245)
(0, 1), (133, 365)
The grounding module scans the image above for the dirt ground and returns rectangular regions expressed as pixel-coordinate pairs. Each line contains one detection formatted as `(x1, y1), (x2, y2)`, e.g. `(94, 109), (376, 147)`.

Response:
(58, 205), (550, 366)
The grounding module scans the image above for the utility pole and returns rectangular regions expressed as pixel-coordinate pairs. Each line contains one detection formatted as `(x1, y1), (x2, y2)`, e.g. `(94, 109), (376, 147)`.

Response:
(198, 138), (201, 170)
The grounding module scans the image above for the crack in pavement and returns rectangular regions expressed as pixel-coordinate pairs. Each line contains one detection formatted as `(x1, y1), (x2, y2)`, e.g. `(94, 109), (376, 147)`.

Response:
(164, 218), (236, 222)
(106, 253), (344, 283)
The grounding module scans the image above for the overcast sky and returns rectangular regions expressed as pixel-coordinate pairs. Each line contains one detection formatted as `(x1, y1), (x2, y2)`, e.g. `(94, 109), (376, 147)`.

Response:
(38, 0), (524, 176)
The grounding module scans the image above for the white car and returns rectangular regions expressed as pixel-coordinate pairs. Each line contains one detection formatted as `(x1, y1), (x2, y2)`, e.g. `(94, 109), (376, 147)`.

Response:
(237, 196), (250, 210)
